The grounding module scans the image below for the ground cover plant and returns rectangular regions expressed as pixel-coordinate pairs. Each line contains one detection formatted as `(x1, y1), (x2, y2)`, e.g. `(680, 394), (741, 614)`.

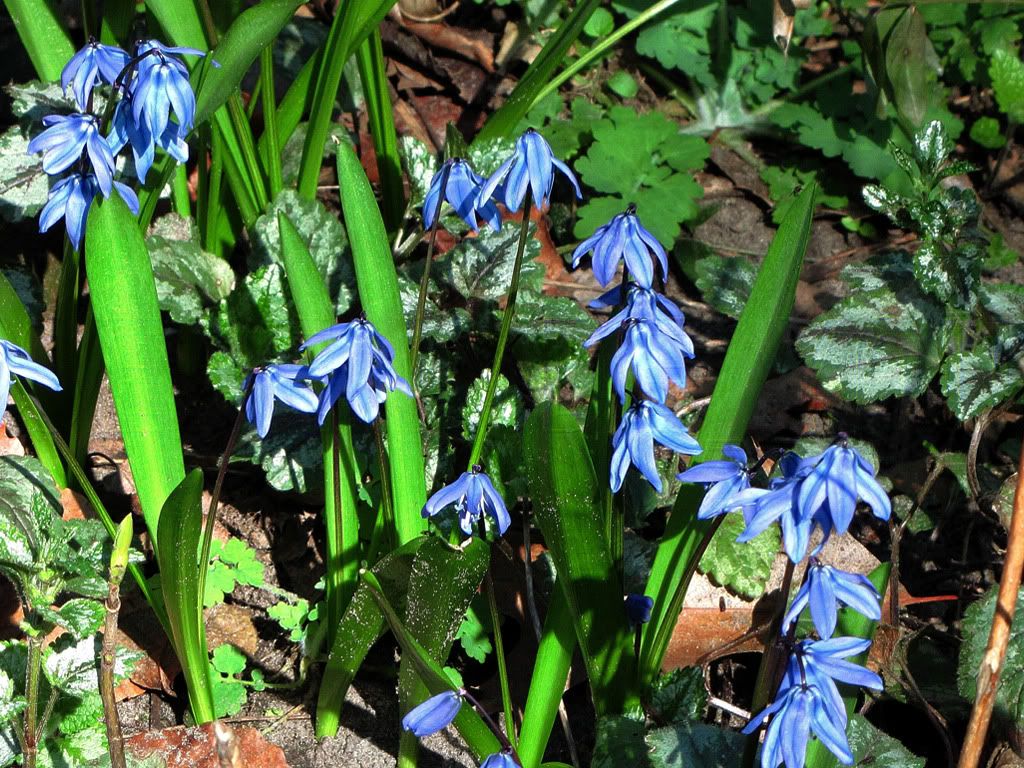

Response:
(0, 1), (1021, 767)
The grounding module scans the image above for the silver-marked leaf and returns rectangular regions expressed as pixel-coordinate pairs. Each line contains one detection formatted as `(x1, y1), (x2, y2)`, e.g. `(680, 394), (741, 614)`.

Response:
(698, 512), (780, 600)
(45, 599), (105, 639)
(846, 715), (926, 767)
(646, 722), (743, 768)
(5, 81), (76, 127)
(462, 369), (522, 440)
(0, 127), (49, 223)
(44, 635), (99, 696)
(940, 347), (1024, 420)
(399, 135), (437, 211)
(694, 254), (757, 319)
(796, 286), (949, 403)
(0, 670), (25, 727)
(959, 585), (1024, 724)
(435, 225), (542, 302)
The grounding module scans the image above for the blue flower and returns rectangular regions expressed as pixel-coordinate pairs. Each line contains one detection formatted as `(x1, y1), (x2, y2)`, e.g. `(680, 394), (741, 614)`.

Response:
(676, 444), (751, 520)
(478, 128), (581, 213)
(611, 401), (701, 493)
(38, 172), (139, 251)
(421, 466), (511, 537)
(571, 205), (668, 288)
(480, 751), (520, 768)
(423, 158), (501, 232)
(301, 318), (412, 424)
(0, 340), (62, 418)
(243, 364), (319, 439)
(401, 690), (463, 737)
(624, 594), (654, 626)
(130, 40), (205, 141)
(743, 682), (853, 768)
(61, 39), (131, 110)
(585, 284), (694, 370)
(27, 113), (117, 195)
(108, 99), (188, 183)
(599, 316), (693, 404)
(783, 562), (881, 639)
(796, 439), (891, 535)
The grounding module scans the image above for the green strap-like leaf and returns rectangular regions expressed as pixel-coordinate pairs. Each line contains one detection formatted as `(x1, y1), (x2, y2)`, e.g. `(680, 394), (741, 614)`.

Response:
(523, 401), (637, 715)
(2, 0), (75, 82)
(640, 184), (816, 688)
(336, 143), (426, 544)
(156, 470), (216, 723)
(85, 193), (186, 544)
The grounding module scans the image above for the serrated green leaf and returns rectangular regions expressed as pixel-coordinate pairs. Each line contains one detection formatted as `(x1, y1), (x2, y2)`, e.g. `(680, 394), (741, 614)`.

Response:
(53, 599), (105, 639)
(455, 600), (493, 663)
(44, 636), (99, 696)
(212, 644), (247, 675)
(796, 284), (949, 403)
(646, 722), (744, 768)
(592, 714), (650, 768)
(990, 47), (1024, 123)
(232, 410), (323, 494)
(0, 670), (26, 727)
(212, 677), (248, 718)
(614, 0), (717, 90)
(698, 513), (779, 600)
(694, 255), (757, 319)
(147, 214), (236, 325)
(5, 82), (76, 128)
(845, 715), (925, 768)
(398, 136), (437, 211)
(462, 370), (521, 441)
(435, 225), (542, 302)
(508, 293), (596, 349)
(649, 666), (708, 725)
(959, 584), (1024, 724)
(940, 347), (1024, 420)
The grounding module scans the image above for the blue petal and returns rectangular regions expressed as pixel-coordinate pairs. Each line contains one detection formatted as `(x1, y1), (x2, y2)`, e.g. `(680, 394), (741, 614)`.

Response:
(401, 690), (462, 737)
(423, 473), (472, 518)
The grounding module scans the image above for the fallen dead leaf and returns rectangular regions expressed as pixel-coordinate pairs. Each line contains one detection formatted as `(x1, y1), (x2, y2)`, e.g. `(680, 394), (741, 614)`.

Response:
(126, 723), (289, 768)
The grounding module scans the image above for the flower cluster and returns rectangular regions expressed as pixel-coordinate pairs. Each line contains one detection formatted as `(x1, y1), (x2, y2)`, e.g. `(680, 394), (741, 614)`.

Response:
(679, 437), (890, 768)
(29, 38), (209, 249)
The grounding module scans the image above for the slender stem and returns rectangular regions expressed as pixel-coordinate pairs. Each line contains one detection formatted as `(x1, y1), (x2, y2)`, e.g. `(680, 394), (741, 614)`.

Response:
(100, 572), (127, 768)
(410, 161), (452, 378)
(246, 76), (263, 120)
(172, 163), (191, 218)
(958, 448), (1024, 768)
(227, 95), (269, 209)
(484, 568), (518, 750)
(372, 420), (396, 552)
(468, 191), (533, 468)
(328, 407), (345, 631)
(52, 238), (80, 432)
(260, 45), (283, 198)
(23, 635), (42, 768)
(204, 125), (225, 253)
(462, 688), (520, 762)
(199, 379), (253, 600)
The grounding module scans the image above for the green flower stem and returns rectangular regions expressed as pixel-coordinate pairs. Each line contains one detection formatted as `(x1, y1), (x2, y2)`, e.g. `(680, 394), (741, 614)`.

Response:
(51, 239), (79, 433)
(485, 568), (518, 750)
(372, 419), (396, 554)
(172, 163), (191, 218)
(468, 190), (533, 468)
(260, 45), (283, 197)
(409, 161), (452, 378)
(531, 0), (682, 106)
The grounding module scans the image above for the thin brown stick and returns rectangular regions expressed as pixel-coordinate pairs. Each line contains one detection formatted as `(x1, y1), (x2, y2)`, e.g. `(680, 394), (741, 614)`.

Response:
(957, 447), (1024, 768)
(99, 579), (126, 768)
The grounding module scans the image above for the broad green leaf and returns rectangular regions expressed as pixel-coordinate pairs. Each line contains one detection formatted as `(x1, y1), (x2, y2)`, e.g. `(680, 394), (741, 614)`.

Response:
(958, 584), (1024, 724)
(796, 285), (949, 403)
(882, 7), (931, 127)
(613, 0), (717, 90)
(211, 644), (247, 675)
(156, 470), (215, 722)
(592, 714), (649, 768)
(435, 225), (542, 302)
(44, 635), (98, 696)
(398, 136), (437, 211)
(573, 107), (709, 245)
(649, 666), (708, 725)
(85, 193), (186, 542)
(51, 599), (104, 639)
(698, 514), (780, 600)
(845, 715), (925, 768)
(2, 0), (74, 82)
(194, 0), (306, 126)
(523, 402), (637, 714)
(694, 255), (757, 319)
(455, 600), (493, 664)
(462, 370), (522, 440)
(0, 126), (48, 222)
(646, 722), (744, 768)
(990, 47), (1024, 123)
(941, 348), (1024, 420)
(147, 214), (236, 325)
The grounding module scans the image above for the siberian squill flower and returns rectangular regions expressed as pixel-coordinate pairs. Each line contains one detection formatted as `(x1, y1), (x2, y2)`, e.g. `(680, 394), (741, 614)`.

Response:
(27, 113), (116, 195)
(243, 364), (319, 439)
(604, 316), (693, 404)
(39, 172), (138, 250)
(61, 39), (131, 110)
(742, 682), (853, 768)
(676, 444), (751, 520)
(401, 690), (463, 737)
(796, 438), (891, 536)
(130, 39), (206, 140)
(782, 561), (881, 639)
(301, 318), (412, 424)
(610, 401), (701, 493)
(571, 205), (668, 288)
(585, 284), (694, 368)
(624, 594), (654, 626)
(108, 98), (189, 182)
(421, 466), (511, 537)
(0, 340), (62, 418)
(423, 158), (501, 232)
(480, 751), (520, 768)
(478, 128), (581, 212)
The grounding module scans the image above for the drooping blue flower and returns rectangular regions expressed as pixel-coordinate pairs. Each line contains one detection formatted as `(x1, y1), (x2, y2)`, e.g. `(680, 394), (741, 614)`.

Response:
(108, 99), (189, 182)
(61, 39), (131, 110)
(0, 340), (62, 418)
(401, 690), (463, 737)
(611, 401), (701, 493)
(599, 316), (693, 404)
(624, 594), (654, 626)
(301, 318), (412, 424)
(783, 562), (881, 639)
(796, 439), (891, 536)
(130, 39), (205, 141)
(478, 128), (581, 213)
(677, 444), (751, 520)
(743, 682), (853, 768)
(421, 466), (511, 537)
(571, 205), (668, 288)
(243, 364), (319, 439)
(38, 172), (139, 251)
(423, 158), (501, 232)
(480, 751), (520, 768)
(585, 284), (694, 370)
(27, 113), (117, 195)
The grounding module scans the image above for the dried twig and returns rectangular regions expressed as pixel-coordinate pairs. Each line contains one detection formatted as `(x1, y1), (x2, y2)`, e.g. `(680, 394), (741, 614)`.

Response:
(957, 448), (1024, 768)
